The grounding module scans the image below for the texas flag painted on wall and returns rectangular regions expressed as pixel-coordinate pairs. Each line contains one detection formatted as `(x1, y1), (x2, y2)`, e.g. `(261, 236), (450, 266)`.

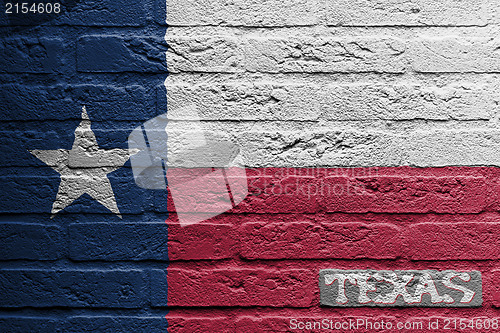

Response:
(2, 0), (500, 332)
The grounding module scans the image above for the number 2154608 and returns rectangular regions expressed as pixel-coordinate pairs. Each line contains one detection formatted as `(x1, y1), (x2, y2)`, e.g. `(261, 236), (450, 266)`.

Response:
(5, 2), (61, 14)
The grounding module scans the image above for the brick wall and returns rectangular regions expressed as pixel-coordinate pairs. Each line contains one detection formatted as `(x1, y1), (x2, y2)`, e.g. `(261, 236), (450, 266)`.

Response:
(164, 0), (500, 331)
(3, 0), (500, 332)
(0, 0), (169, 331)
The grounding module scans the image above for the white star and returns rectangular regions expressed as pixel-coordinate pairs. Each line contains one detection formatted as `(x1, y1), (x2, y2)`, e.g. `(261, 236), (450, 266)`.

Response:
(30, 106), (131, 218)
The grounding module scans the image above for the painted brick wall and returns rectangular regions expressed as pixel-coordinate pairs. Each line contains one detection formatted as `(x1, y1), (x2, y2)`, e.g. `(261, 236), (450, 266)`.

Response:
(3, 0), (500, 332)
(0, 0), (169, 331)
(164, 169), (500, 331)
(164, 0), (500, 331)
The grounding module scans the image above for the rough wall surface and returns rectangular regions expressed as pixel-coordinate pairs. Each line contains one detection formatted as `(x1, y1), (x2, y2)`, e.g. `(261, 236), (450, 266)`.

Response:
(0, 0), (169, 331)
(3, 0), (500, 332)
(165, 0), (500, 331)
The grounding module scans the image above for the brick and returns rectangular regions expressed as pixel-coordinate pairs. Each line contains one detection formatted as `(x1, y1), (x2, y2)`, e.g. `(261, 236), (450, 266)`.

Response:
(77, 36), (167, 73)
(240, 222), (401, 259)
(405, 130), (500, 167)
(152, 268), (314, 307)
(69, 223), (168, 261)
(320, 176), (491, 213)
(411, 38), (500, 73)
(321, 84), (493, 121)
(0, 175), (147, 215)
(155, 0), (167, 25)
(150, 269), (167, 306)
(165, 82), (492, 121)
(165, 83), (320, 121)
(166, 0), (319, 26)
(0, 317), (58, 333)
(59, 0), (147, 26)
(325, 0), (489, 26)
(24, 125), (135, 152)
(0, 223), (64, 260)
(166, 36), (242, 73)
(233, 176), (320, 213)
(237, 130), (401, 168)
(407, 223), (500, 260)
(489, 270), (500, 307)
(0, 37), (68, 73)
(63, 317), (168, 333)
(166, 36), (406, 74)
(245, 37), (406, 73)
(0, 127), (136, 167)
(0, 84), (155, 121)
(0, 176), (58, 213)
(168, 223), (235, 260)
(0, 270), (147, 308)
(163, 168), (247, 225)
(0, 130), (64, 167)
